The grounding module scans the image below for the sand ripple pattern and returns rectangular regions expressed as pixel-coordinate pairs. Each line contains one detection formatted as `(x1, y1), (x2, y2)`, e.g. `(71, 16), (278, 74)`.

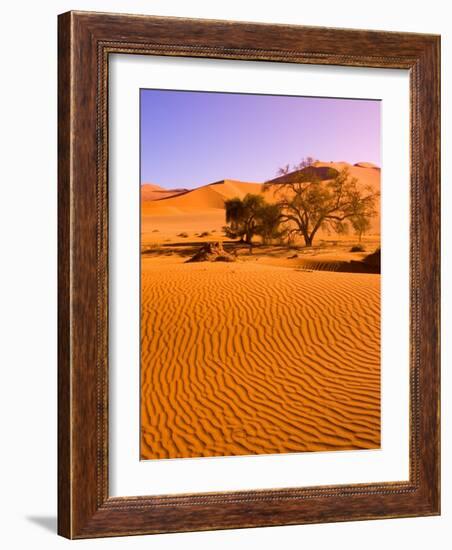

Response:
(141, 262), (380, 459)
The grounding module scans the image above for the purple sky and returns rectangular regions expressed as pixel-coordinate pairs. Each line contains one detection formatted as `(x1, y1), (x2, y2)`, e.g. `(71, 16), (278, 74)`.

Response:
(140, 89), (380, 189)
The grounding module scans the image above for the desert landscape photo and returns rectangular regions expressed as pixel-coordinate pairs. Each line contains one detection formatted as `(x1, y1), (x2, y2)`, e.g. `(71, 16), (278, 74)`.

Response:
(140, 90), (381, 460)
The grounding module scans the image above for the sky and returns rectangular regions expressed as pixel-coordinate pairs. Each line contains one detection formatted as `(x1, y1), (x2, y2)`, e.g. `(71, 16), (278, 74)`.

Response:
(140, 89), (380, 189)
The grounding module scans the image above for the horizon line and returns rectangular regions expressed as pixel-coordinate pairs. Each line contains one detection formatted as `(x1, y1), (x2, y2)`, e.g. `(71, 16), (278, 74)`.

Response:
(140, 160), (381, 188)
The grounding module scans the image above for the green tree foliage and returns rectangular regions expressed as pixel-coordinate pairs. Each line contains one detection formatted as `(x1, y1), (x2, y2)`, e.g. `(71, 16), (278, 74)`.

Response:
(223, 194), (283, 245)
(351, 216), (371, 242)
(224, 194), (265, 244)
(256, 203), (286, 245)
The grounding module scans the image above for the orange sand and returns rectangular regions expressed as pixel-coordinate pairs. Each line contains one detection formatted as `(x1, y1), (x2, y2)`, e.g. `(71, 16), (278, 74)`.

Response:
(141, 260), (380, 459)
(141, 183), (188, 201)
(140, 161), (381, 459)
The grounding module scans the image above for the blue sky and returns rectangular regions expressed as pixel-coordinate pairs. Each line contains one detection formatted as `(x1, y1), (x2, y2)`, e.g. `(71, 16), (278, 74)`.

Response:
(140, 89), (380, 189)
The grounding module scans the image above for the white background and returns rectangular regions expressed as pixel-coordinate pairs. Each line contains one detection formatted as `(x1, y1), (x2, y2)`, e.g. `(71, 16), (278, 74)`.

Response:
(110, 56), (409, 496)
(0, 1), (449, 548)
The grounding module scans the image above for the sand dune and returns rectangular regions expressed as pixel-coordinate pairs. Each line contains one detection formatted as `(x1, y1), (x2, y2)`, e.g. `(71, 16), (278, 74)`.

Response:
(141, 260), (380, 459)
(315, 161), (380, 182)
(317, 161), (380, 194)
(141, 163), (380, 240)
(354, 161), (379, 169)
(142, 179), (265, 213)
(141, 180), (269, 241)
(141, 183), (188, 201)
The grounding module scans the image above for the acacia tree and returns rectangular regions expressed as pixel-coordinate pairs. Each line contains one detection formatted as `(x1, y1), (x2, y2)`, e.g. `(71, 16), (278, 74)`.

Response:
(351, 216), (371, 242)
(224, 194), (284, 245)
(256, 203), (286, 245)
(264, 163), (378, 247)
(223, 193), (265, 244)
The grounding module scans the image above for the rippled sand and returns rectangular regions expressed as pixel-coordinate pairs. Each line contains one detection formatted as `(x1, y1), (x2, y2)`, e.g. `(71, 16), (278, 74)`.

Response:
(140, 259), (380, 459)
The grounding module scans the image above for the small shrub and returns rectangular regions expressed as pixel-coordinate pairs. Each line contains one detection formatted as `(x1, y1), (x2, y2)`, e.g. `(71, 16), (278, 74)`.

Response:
(199, 231), (211, 238)
(152, 229), (159, 233)
(177, 232), (189, 238)
(350, 245), (365, 252)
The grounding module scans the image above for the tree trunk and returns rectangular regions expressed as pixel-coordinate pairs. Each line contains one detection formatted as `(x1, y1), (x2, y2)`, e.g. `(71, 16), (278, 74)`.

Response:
(304, 235), (313, 247)
(299, 224), (314, 247)
(306, 222), (323, 247)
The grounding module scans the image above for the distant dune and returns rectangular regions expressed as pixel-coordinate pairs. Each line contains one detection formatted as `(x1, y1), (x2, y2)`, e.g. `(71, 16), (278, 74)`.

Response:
(141, 179), (270, 236)
(143, 179), (264, 213)
(314, 161), (380, 191)
(354, 162), (380, 169)
(141, 261), (380, 459)
(141, 183), (188, 202)
(141, 162), (380, 238)
(267, 164), (339, 185)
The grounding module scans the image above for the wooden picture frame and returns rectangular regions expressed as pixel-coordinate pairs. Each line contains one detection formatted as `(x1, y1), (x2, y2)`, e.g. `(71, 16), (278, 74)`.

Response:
(58, 10), (440, 539)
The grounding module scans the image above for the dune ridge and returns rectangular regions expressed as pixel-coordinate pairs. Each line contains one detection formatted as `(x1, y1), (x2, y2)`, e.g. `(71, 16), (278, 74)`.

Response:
(141, 183), (188, 202)
(141, 261), (380, 459)
(142, 179), (265, 214)
(141, 163), (380, 236)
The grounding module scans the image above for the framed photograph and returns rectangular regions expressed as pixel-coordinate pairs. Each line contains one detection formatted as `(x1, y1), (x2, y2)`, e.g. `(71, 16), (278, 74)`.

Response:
(58, 11), (440, 538)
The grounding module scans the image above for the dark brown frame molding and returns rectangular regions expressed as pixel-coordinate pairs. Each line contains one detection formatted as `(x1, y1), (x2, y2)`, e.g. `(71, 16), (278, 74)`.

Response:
(58, 10), (440, 539)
